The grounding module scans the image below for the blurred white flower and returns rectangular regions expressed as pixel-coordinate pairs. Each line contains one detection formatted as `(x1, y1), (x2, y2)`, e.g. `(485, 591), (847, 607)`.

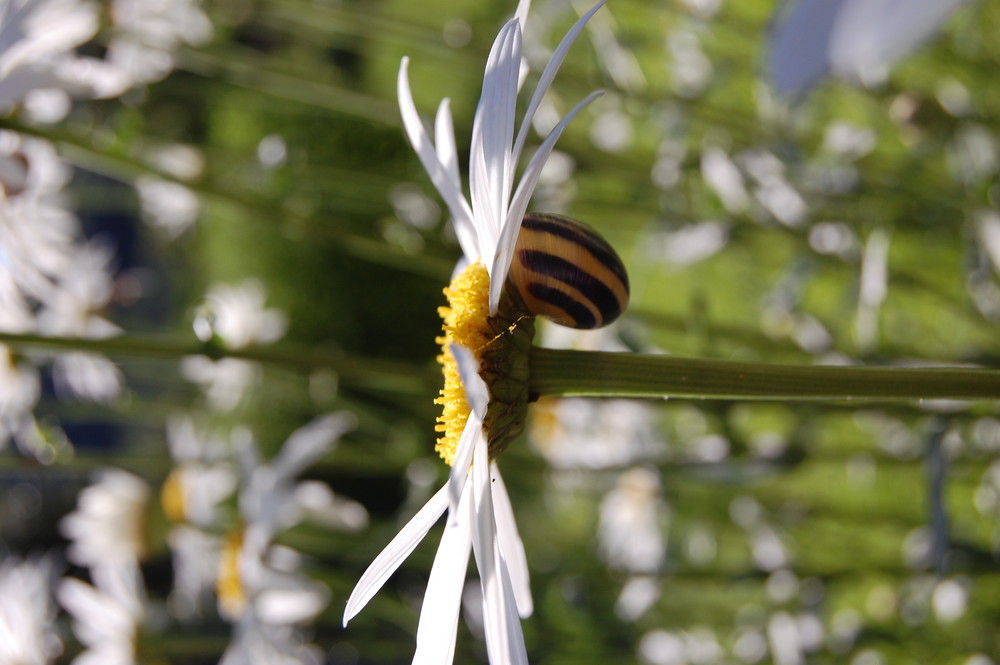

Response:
(236, 414), (357, 545)
(702, 147), (748, 213)
(614, 576), (660, 622)
(181, 357), (258, 412)
(167, 524), (223, 619)
(0, 139), (79, 310)
(195, 279), (288, 349)
(668, 29), (713, 98)
(60, 468), (150, 567)
(0, 346), (42, 453)
(639, 627), (723, 665)
(589, 105), (633, 153)
(57, 562), (145, 665)
(579, 0), (645, 93)
(105, 0), (212, 85)
(36, 241), (123, 403)
(389, 182), (440, 230)
(808, 221), (859, 259)
(135, 177), (201, 238)
(532, 397), (664, 468)
(855, 228), (890, 350)
(638, 629), (686, 665)
(651, 220), (730, 266)
(218, 415), (358, 662)
(162, 414), (236, 527)
(183, 279), (288, 411)
(0, 556), (62, 665)
(0, 0), (99, 112)
(767, 611), (804, 665)
(946, 124), (999, 186)
(0, 129), (72, 197)
(220, 596), (326, 665)
(751, 524), (790, 572)
(598, 467), (666, 574)
(768, 0), (970, 94)
(0, 130), (121, 421)
(822, 122), (877, 159)
(58, 471), (148, 664)
(932, 576), (969, 622)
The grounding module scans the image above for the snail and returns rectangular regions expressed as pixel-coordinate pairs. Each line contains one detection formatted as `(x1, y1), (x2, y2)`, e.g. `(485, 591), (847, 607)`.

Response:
(507, 213), (629, 329)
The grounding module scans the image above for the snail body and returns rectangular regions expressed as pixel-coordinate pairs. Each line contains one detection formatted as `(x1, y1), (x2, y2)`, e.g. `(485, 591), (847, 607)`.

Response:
(507, 213), (629, 329)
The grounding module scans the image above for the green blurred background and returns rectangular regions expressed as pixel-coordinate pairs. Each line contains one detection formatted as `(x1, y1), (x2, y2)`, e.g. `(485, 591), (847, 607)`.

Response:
(6, 0), (1000, 663)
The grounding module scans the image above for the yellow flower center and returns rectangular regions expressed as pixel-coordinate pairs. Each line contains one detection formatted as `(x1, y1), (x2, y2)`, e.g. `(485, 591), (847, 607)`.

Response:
(434, 262), (493, 466)
(217, 527), (246, 620)
(160, 468), (186, 523)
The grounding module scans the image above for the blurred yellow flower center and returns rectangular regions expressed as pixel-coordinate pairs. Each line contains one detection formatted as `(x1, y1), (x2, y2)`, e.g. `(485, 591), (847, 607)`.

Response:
(160, 468), (186, 523)
(217, 527), (246, 620)
(434, 262), (493, 466)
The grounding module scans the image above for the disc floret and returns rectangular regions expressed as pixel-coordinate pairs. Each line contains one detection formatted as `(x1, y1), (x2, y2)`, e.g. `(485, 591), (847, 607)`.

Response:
(435, 262), (535, 465)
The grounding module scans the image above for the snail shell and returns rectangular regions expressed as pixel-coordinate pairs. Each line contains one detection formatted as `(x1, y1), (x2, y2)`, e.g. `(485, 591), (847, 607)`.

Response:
(507, 213), (629, 329)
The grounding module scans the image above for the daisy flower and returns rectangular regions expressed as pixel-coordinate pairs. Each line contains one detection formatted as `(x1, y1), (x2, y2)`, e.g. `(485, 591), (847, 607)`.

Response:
(343, 1), (605, 662)
(217, 414), (359, 664)
(181, 278), (288, 411)
(0, 555), (62, 665)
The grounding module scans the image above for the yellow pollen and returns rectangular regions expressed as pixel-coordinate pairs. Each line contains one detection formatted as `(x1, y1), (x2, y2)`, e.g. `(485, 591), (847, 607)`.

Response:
(160, 468), (186, 523)
(216, 527), (246, 620)
(434, 262), (493, 466)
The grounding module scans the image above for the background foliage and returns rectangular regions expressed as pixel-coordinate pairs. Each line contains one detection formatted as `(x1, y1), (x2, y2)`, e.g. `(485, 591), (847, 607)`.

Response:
(4, 0), (1000, 663)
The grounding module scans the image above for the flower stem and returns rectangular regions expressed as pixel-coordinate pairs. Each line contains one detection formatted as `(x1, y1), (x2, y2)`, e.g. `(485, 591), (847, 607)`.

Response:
(529, 348), (1000, 401)
(0, 332), (435, 395)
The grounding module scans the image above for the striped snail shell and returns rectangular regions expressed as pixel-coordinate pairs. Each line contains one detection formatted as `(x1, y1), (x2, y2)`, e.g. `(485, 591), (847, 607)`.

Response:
(506, 213), (630, 329)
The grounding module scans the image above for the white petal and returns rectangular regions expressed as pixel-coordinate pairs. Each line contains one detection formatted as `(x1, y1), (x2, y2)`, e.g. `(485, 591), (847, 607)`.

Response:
(470, 439), (528, 665)
(274, 412), (354, 481)
(435, 99), (462, 188)
(446, 416), (480, 524)
(496, 550), (529, 665)
(412, 483), (473, 665)
(449, 344), (489, 420)
(343, 484), (449, 625)
(445, 344), (488, 522)
(491, 464), (532, 618)
(398, 58), (477, 243)
(434, 99), (478, 259)
(513, 0), (532, 28)
(470, 20), (521, 260)
(490, 89), (604, 311)
(511, 0), (606, 168)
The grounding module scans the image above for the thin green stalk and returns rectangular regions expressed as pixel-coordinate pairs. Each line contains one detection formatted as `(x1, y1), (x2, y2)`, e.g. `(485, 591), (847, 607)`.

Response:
(530, 348), (1000, 402)
(0, 332), (436, 395)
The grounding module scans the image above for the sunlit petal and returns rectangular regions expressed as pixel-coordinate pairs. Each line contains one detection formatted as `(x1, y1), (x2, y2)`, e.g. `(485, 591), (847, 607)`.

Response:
(398, 58), (476, 238)
(343, 484), (449, 625)
(434, 99), (478, 258)
(435, 99), (461, 188)
(513, 0), (531, 29)
(446, 416), (480, 523)
(272, 413), (355, 481)
(450, 344), (489, 420)
(470, 20), (520, 259)
(490, 89), (604, 311)
(491, 464), (532, 618)
(511, 0), (606, 168)
(470, 437), (528, 665)
(412, 483), (473, 665)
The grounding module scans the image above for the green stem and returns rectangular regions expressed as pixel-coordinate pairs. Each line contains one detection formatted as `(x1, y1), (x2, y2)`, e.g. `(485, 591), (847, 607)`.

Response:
(530, 348), (1000, 401)
(0, 332), (435, 395)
